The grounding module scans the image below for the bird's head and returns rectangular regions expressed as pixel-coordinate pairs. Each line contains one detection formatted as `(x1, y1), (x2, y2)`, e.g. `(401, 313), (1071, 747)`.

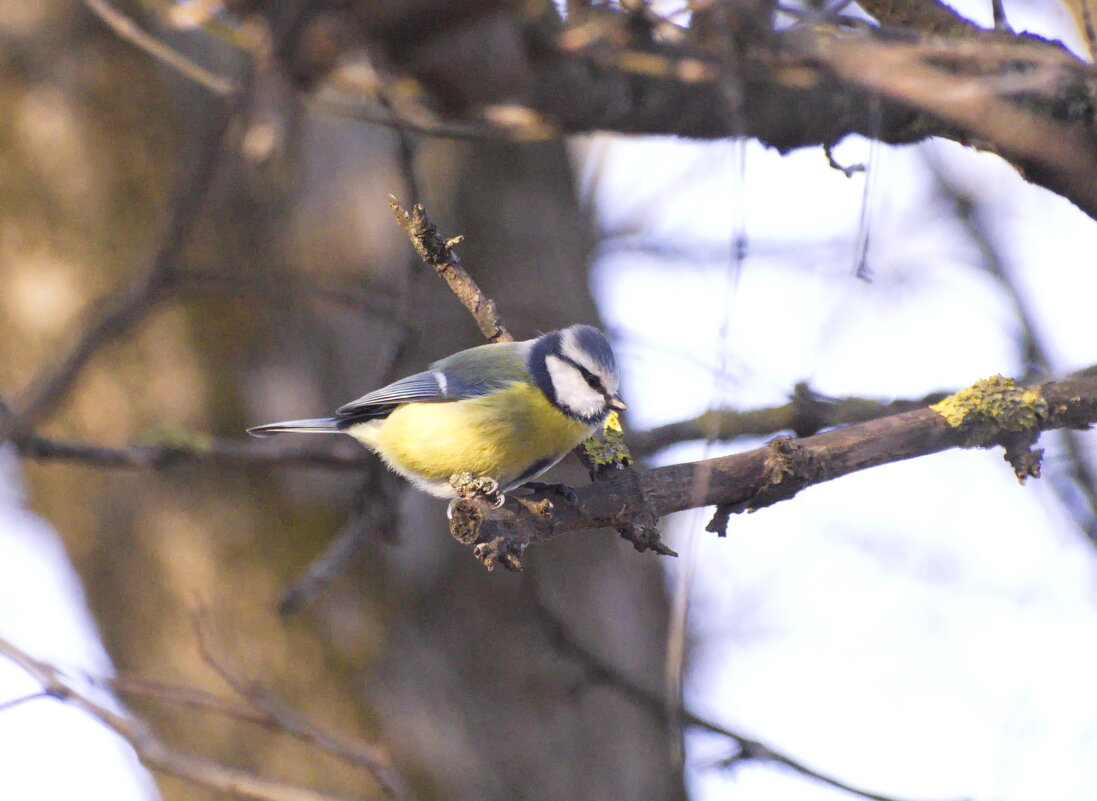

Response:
(529, 325), (625, 424)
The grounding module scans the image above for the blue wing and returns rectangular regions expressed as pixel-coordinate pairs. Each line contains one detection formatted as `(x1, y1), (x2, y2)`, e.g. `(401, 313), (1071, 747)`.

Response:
(334, 369), (502, 419)
(336, 341), (533, 420)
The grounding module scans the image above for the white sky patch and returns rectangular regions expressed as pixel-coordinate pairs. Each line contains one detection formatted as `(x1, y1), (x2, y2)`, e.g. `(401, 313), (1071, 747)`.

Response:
(0, 447), (158, 801)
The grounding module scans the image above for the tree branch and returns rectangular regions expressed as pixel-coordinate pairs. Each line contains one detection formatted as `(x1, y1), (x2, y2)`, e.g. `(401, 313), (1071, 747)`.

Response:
(528, 581), (962, 801)
(353, 5), (1097, 218)
(630, 384), (949, 455)
(0, 635), (369, 801)
(451, 373), (1097, 568)
(192, 614), (409, 799)
(11, 431), (369, 470)
(98, 2), (1097, 217)
(927, 158), (1097, 545)
(388, 197), (513, 343)
(83, 0), (237, 95)
(806, 34), (1097, 218)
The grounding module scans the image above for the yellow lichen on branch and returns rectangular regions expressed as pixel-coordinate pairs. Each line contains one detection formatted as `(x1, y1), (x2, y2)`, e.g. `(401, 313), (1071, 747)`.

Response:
(931, 375), (1048, 440)
(931, 374), (1049, 482)
(582, 411), (632, 470)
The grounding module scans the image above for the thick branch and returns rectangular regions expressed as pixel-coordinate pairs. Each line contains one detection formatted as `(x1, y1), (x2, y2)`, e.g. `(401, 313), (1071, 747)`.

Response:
(630, 385), (948, 455)
(103, 3), (1097, 216)
(354, 6), (1097, 217)
(805, 34), (1097, 218)
(854, 0), (981, 34)
(457, 373), (1097, 561)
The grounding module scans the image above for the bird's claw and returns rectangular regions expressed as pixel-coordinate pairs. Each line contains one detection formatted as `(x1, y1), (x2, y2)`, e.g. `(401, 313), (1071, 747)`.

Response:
(449, 473), (506, 507)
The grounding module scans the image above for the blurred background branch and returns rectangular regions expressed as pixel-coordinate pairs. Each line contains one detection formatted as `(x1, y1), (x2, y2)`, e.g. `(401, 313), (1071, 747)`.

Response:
(0, 633), (388, 801)
(69, 0), (1097, 218)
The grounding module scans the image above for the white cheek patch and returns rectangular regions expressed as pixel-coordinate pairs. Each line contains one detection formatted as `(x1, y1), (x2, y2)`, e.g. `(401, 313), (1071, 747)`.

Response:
(545, 354), (604, 419)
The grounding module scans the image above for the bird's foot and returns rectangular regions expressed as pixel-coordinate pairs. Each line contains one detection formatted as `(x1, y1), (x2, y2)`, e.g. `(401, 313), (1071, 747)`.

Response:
(449, 472), (506, 508)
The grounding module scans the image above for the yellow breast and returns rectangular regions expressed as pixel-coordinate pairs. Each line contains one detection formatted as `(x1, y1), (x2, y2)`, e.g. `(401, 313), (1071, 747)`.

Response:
(346, 383), (593, 491)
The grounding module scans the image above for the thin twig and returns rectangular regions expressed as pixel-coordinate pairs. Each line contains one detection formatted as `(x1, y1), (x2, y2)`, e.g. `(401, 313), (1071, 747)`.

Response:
(110, 672), (408, 799)
(527, 582), (958, 801)
(307, 96), (493, 143)
(110, 675), (272, 725)
(12, 431), (369, 470)
(192, 613), (409, 799)
(278, 470), (396, 615)
(0, 691), (50, 714)
(83, 0), (237, 95)
(0, 635), (365, 801)
(630, 385), (949, 455)
(388, 198), (513, 343)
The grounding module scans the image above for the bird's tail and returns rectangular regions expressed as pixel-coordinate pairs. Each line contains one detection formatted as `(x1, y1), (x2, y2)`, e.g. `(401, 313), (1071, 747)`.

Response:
(246, 418), (343, 438)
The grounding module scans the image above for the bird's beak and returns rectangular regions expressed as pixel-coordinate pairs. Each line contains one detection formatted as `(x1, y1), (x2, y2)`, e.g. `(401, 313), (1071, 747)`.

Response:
(608, 394), (627, 412)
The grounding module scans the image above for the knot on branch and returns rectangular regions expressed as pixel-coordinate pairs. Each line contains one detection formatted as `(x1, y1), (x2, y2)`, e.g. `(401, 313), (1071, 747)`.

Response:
(608, 466), (676, 556)
(616, 518), (677, 556)
(472, 536), (526, 572)
(754, 435), (824, 508)
(448, 496), (532, 571)
(931, 374), (1048, 482)
(708, 435), (825, 536)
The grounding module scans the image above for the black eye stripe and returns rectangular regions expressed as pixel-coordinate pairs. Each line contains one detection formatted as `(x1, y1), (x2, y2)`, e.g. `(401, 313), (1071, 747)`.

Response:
(559, 356), (600, 386)
(558, 355), (609, 396)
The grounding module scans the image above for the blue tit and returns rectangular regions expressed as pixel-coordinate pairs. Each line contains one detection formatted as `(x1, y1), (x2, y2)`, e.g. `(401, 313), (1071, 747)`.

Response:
(247, 325), (626, 497)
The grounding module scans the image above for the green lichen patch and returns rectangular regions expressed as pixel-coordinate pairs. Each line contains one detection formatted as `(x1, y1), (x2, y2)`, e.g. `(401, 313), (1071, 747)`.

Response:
(930, 375), (1048, 446)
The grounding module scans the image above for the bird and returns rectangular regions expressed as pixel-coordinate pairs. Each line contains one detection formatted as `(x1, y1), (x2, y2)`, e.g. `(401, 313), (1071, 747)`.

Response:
(247, 325), (626, 498)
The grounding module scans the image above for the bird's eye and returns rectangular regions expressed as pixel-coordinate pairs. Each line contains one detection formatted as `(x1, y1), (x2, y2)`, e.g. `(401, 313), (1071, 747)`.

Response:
(584, 374), (601, 390)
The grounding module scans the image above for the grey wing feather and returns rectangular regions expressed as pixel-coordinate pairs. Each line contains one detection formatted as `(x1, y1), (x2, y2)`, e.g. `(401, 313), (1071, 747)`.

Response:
(335, 371), (448, 417)
(336, 341), (534, 419)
